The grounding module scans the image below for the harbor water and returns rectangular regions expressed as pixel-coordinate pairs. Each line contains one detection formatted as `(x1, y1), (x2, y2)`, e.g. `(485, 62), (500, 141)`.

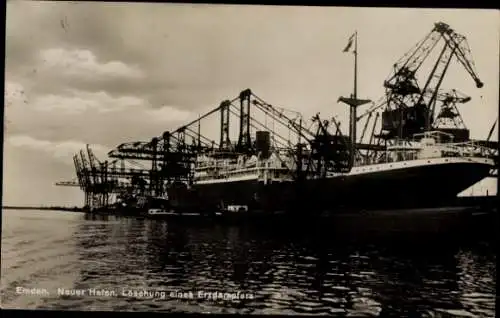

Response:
(1, 209), (496, 317)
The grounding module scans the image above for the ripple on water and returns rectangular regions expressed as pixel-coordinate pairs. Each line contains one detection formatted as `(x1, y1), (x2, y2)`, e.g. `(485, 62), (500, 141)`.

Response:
(1, 209), (496, 317)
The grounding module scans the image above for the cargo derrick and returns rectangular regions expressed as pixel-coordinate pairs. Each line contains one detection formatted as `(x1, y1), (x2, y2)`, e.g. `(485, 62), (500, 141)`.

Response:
(486, 120), (499, 177)
(353, 22), (484, 164)
(225, 91), (353, 212)
(432, 89), (471, 142)
(151, 88), (353, 180)
(244, 91), (353, 177)
(55, 145), (135, 211)
(86, 145), (109, 208)
(236, 89), (253, 154)
(219, 100), (231, 150)
(308, 114), (352, 177)
(108, 133), (199, 197)
(382, 21), (482, 141)
(95, 91), (265, 212)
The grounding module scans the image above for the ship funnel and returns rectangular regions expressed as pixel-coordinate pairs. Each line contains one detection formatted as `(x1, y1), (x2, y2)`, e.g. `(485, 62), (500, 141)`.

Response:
(255, 131), (271, 158)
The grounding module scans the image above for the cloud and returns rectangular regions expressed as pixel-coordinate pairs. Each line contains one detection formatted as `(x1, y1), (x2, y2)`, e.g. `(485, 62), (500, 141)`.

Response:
(144, 106), (193, 123)
(28, 89), (194, 120)
(38, 48), (144, 79)
(7, 135), (110, 163)
(32, 90), (144, 114)
(4, 79), (198, 149)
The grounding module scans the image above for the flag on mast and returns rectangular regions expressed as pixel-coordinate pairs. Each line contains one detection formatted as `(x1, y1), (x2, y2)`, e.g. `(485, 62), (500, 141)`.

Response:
(343, 33), (356, 52)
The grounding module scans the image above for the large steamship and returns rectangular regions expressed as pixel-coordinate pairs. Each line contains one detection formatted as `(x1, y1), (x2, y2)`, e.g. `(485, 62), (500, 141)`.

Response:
(168, 22), (497, 215)
(185, 130), (495, 214)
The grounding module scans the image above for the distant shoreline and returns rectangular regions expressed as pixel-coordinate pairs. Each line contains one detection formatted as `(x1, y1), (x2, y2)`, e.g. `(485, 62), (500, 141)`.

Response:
(2, 195), (496, 214)
(2, 206), (85, 212)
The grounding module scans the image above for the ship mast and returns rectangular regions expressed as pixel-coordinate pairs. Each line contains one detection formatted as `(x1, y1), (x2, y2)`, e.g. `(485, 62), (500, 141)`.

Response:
(338, 31), (371, 165)
(352, 31), (358, 146)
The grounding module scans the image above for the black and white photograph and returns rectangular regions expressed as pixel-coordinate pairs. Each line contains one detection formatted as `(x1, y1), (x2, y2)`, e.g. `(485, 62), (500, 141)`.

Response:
(2, 1), (498, 316)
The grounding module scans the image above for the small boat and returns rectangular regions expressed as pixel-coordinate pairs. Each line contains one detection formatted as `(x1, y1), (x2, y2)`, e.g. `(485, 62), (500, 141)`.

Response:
(225, 205), (249, 213)
(147, 208), (171, 215)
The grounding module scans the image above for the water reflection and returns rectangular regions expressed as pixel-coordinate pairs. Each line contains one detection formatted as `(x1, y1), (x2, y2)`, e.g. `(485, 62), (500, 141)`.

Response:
(453, 250), (496, 317)
(1, 210), (495, 316)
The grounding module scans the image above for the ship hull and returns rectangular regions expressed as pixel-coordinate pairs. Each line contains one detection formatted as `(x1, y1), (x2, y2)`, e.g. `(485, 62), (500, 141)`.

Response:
(176, 156), (494, 213)
(302, 157), (494, 211)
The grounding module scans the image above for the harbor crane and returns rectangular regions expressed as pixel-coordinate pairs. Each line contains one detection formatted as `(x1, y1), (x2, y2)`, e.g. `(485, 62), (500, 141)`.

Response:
(354, 21), (484, 157)
(382, 21), (483, 139)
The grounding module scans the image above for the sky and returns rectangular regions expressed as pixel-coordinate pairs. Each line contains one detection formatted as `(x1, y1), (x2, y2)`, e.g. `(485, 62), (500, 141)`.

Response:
(3, 2), (499, 206)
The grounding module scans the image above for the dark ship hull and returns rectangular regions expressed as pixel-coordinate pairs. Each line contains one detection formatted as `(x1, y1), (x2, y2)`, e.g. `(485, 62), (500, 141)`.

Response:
(174, 157), (494, 214)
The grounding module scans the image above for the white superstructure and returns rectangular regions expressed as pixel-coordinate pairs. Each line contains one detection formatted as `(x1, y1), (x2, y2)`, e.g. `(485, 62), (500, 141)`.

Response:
(192, 131), (496, 186)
